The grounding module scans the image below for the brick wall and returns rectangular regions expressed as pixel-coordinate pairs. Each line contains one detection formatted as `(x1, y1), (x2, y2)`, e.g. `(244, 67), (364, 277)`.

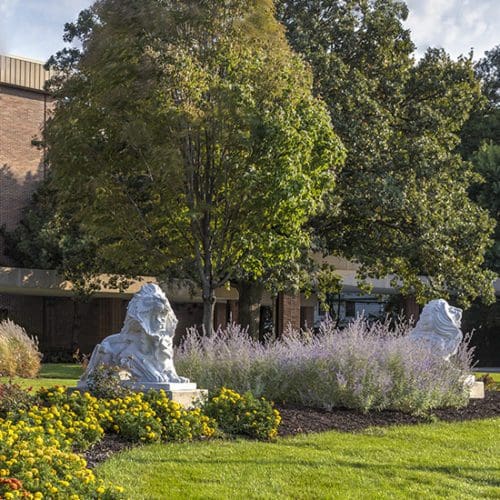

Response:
(277, 292), (301, 335)
(0, 85), (49, 264)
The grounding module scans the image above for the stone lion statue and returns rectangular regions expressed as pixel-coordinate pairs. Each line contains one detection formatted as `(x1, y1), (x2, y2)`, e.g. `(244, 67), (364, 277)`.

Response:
(409, 298), (463, 360)
(78, 283), (189, 388)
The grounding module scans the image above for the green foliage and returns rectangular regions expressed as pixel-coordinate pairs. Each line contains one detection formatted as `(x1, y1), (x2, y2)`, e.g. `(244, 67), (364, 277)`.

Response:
(476, 45), (500, 106)
(277, 0), (496, 307)
(0, 383), (34, 419)
(44, 0), (344, 333)
(459, 45), (500, 159)
(204, 387), (281, 441)
(470, 143), (500, 273)
(0, 178), (127, 295)
(0, 416), (123, 498)
(9, 389), (104, 451)
(85, 365), (133, 400)
(460, 46), (500, 278)
(99, 394), (163, 443)
(143, 390), (217, 441)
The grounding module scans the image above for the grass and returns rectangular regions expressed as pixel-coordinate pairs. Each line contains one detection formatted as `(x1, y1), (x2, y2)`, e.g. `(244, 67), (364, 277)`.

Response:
(475, 372), (500, 391)
(0, 363), (82, 389)
(475, 372), (500, 382)
(0, 364), (498, 497)
(97, 418), (500, 499)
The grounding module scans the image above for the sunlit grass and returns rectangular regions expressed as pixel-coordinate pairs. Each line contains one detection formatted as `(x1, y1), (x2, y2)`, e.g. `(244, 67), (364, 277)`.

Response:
(0, 363), (82, 389)
(475, 372), (500, 382)
(98, 418), (500, 499)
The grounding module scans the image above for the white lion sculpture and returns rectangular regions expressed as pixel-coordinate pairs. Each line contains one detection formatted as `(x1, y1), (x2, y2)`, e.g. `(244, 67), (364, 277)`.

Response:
(78, 283), (190, 389)
(409, 299), (463, 360)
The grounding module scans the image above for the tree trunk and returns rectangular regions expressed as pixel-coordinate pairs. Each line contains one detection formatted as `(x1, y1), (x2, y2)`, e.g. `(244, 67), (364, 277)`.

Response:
(202, 289), (216, 336)
(237, 280), (264, 340)
(402, 295), (420, 324)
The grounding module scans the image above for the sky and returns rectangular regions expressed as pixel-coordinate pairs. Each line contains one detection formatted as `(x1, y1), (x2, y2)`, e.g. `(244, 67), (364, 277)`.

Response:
(0, 0), (498, 63)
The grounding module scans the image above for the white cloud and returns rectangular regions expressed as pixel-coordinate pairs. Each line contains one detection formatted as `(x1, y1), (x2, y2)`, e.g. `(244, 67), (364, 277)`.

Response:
(0, 0), (498, 62)
(405, 0), (500, 60)
(0, 0), (18, 15)
(0, 0), (91, 61)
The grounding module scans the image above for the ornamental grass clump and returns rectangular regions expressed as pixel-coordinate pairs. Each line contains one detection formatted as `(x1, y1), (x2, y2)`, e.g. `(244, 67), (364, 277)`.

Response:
(0, 320), (41, 378)
(176, 318), (474, 414)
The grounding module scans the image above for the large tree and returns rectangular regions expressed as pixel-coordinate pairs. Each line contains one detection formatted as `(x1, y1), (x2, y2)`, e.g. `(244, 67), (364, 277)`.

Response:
(460, 45), (500, 159)
(469, 144), (500, 274)
(44, 0), (344, 334)
(462, 46), (500, 276)
(276, 0), (496, 308)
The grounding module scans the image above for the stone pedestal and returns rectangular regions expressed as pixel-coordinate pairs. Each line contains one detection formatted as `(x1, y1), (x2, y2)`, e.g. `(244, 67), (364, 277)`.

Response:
(167, 389), (208, 408)
(123, 382), (208, 408)
(469, 381), (485, 399)
(70, 384), (208, 408)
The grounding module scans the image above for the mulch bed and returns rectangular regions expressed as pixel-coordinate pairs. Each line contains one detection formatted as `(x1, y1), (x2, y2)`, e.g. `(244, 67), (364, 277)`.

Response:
(83, 435), (133, 468)
(84, 391), (500, 467)
(276, 390), (500, 436)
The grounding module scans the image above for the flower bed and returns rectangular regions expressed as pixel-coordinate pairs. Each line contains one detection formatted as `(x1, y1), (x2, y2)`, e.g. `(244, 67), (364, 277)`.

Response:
(176, 318), (474, 414)
(0, 383), (280, 498)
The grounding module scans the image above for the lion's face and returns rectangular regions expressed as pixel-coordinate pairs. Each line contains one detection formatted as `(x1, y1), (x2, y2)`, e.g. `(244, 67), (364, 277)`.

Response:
(412, 299), (463, 357)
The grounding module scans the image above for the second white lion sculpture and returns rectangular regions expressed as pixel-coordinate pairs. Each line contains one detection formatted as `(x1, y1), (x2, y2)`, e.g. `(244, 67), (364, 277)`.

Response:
(409, 298), (463, 360)
(78, 283), (191, 389)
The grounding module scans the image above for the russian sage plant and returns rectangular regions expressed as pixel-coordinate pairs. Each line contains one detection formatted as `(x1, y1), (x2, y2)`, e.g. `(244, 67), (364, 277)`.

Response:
(176, 317), (474, 414)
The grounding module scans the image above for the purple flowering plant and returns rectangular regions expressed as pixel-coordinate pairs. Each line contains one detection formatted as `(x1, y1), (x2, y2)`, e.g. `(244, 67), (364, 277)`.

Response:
(176, 317), (474, 414)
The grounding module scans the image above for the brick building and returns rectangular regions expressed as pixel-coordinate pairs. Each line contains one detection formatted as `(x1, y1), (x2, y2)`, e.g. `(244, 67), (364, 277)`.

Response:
(0, 55), (51, 261)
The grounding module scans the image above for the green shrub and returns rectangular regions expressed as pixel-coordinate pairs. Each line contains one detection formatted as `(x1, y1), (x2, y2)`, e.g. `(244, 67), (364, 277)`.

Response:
(0, 320), (41, 378)
(204, 388), (281, 441)
(0, 418), (123, 499)
(99, 393), (163, 443)
(85, 364), (133, 400)
(0, 383), (35, 419)
(143, 390), (216, 441)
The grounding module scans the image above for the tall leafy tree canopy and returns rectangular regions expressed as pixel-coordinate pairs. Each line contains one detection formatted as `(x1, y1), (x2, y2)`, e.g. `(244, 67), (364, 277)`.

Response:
(460, 45), (500, 159)
(44, 0), (345, 333)
(469, 143), (500, 274)
(276, 0), (496, 307)
(460, 46), (500, 276)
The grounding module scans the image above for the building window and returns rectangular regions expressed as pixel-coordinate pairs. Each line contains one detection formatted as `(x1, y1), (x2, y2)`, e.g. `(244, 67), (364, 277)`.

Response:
(345, 301), (356, 318)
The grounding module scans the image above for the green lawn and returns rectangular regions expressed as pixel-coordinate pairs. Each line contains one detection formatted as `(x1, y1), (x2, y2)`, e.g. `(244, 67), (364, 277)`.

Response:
(97, 418), (500, 499)
(1, 364), (498, 497)
(0, 363), (82, 389)
(475, 372), (500, 382)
